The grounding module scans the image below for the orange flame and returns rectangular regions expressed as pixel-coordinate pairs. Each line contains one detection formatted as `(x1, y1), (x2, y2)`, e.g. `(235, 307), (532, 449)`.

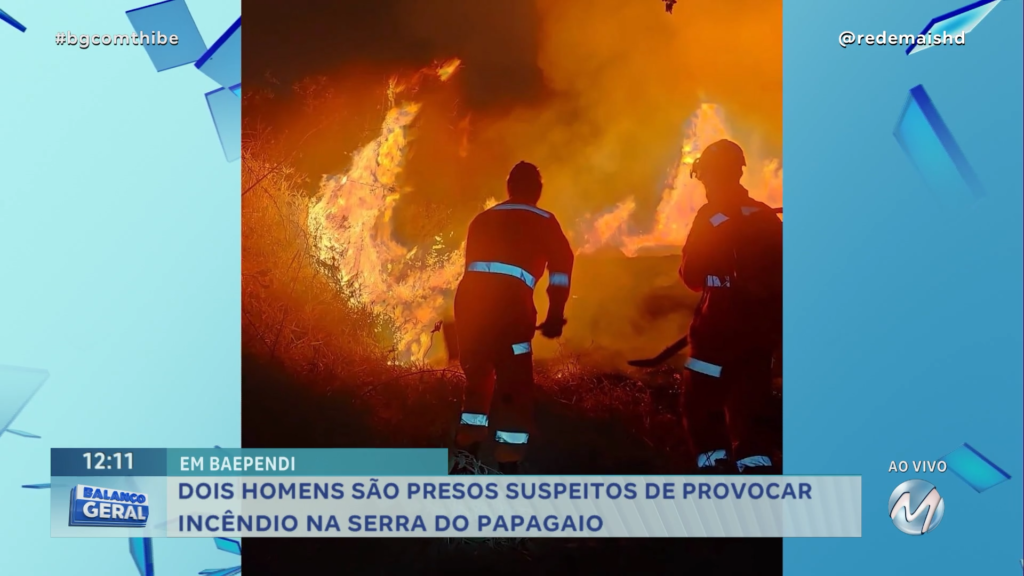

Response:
(579, 104), (782, 256)
(307, 60), (472, 363)
(307, 63), (780, 365)
(436, 58), (462, 82)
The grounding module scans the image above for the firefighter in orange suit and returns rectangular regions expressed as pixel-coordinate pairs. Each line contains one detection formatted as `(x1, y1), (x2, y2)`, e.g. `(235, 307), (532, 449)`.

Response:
(450, 161), (574, 475)
(679, 139), (782, 474)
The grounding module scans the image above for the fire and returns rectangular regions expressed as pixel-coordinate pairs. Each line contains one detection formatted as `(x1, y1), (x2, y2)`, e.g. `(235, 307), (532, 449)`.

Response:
(389, 58), (462, 98)
(436, 58), (462, 82)
(305, 60), (780, 365)
(307, 59), (469, 363)
(579, 104), (782, 256)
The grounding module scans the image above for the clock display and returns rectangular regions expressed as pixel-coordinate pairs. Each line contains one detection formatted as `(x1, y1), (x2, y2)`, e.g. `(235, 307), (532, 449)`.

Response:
(82, 451), (134, 470)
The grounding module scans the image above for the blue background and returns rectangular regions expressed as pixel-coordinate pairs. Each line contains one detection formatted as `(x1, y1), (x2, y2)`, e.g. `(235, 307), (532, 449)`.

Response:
(0, 0), (240, 574)
(784, 1), (1023, 574)
(3, 0), (1020, 573)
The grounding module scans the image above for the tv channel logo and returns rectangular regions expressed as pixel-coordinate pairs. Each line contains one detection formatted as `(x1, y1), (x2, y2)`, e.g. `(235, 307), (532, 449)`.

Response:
(69, 484), (149, 528)
(888, 479), (944, 535)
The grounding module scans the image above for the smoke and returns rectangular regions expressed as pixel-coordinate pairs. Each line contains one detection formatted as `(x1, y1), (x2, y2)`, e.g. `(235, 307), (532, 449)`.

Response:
(395, 0), (783, 249)
(437, 0), (780, 362)
(478, 0), (782, 225)
(244, 0), (545, 109)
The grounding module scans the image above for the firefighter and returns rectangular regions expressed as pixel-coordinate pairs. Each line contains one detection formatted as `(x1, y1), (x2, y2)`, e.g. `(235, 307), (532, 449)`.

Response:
(678, 139), (782, 474)
(450, 161), (574, 475)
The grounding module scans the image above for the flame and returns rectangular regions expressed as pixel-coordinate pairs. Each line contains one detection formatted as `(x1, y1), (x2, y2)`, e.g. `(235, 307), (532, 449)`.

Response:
(307, 60), (469, 363)
(306, 62), (779, 364)
(390, 58), (462, 99)
(579, 104), (782, 257)
(436, 58), (462, 82)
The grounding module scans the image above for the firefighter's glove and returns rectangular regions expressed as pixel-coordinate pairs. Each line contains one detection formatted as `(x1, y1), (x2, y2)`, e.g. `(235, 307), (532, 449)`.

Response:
(539, 317), (567, 339)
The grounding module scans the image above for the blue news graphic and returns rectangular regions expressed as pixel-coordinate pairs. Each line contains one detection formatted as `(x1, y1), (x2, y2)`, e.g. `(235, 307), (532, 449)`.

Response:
(69, 485), (150, 528)
(48, 450), (861, 539)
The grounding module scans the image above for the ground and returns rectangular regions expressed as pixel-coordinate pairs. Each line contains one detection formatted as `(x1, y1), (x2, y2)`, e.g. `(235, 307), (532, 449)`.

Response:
(242, 351), (782, 575)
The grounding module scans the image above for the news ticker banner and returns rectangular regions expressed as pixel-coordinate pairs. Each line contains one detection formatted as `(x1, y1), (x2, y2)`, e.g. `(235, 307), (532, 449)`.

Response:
(49, 448), (862, 538)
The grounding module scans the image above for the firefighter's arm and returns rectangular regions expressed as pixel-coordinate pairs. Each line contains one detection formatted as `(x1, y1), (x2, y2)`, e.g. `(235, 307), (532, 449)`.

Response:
(545, 219), (575, 321)
(679, 209), (718, 292)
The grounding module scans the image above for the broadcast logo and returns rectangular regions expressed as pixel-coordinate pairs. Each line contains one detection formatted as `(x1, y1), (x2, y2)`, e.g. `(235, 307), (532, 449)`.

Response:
(69, 484), (149, 528)
(888, 479), (944, 536)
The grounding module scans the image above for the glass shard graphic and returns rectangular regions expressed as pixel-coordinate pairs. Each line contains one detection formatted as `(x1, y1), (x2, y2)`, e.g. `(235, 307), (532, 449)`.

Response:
(942, 443), (1011, 493)
(893, 84), (984, 204)
(907, 0), (1002, 55)
(126, 0), (208, 71)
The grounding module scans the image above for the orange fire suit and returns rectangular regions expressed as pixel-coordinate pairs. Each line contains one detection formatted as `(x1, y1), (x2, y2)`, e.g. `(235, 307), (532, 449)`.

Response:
(453, 201), (574, 464)
(679, 197), (782, 472)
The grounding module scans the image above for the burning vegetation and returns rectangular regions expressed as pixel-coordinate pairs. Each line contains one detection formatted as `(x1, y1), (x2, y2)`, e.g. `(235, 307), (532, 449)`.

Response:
(242, 0), (781, 477)
(306, 60), (468, 363)
(278, 58), (782, 365)
(242, 61), (780, 468)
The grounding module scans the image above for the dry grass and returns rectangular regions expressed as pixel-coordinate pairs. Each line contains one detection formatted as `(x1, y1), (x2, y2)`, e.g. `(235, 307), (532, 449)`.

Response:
(239, 120), (763, 480)
(242, 123), (402, 388)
